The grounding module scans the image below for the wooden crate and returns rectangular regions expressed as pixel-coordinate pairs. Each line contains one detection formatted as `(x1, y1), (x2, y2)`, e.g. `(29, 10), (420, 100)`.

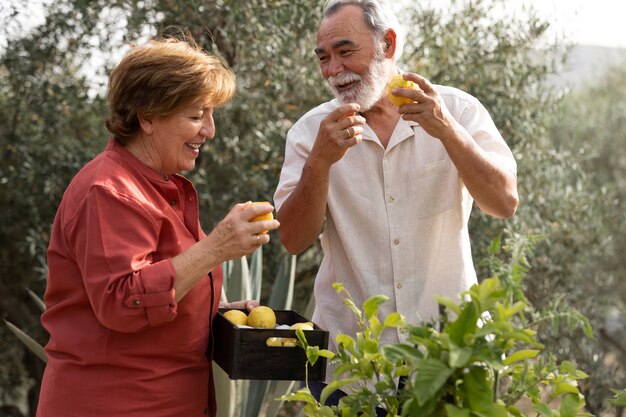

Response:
(212, 308), (329, 380)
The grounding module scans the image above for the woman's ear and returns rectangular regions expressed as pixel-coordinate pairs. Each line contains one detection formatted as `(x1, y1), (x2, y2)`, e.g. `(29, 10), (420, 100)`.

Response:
(383, 29), (397, 59)
(137, 111), (154, 135)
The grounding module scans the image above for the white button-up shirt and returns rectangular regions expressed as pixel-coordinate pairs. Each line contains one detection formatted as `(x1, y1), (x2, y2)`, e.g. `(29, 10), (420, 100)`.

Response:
(274, 85), (516, 383)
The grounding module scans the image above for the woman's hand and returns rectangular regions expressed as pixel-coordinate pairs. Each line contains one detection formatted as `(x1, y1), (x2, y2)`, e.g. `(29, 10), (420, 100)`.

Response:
(205, 202), (280, 263)
(219, 299), (259, 312)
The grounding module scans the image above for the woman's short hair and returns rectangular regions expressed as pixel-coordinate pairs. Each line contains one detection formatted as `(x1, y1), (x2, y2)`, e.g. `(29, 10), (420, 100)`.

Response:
(322, 0), (405, 60)
(105, 35), (236, 143)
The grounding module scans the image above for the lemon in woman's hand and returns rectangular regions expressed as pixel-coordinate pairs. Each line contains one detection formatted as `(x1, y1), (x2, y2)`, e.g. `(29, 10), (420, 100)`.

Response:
(387, 74), (417, 106)
(223, 309), (248, 326)
(249, 201), (274, 234)
(247, 306), (276, 329)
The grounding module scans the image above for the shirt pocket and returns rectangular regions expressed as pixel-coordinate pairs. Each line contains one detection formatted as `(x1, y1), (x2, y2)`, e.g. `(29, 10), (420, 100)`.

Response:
(408, 159), (457, 219)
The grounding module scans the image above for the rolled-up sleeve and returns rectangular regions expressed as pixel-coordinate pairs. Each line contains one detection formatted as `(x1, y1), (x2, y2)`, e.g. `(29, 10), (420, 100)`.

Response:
(68, 185), (179, 332)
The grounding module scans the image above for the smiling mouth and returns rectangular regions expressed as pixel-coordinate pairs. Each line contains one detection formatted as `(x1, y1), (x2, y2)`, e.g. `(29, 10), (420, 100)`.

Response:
(186, 143), (202, 151)
(335, 80), (359, 92)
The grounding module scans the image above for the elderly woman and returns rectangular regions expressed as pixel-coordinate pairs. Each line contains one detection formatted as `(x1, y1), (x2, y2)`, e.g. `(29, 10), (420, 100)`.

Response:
(37, 35), (279, 417)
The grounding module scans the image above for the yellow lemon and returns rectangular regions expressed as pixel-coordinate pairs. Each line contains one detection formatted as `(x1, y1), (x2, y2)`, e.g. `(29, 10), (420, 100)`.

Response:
(247, 306), (276, 329)
(265, 337), (283, 347)
(223, 309), (248, 326)
(290, 322), (314, 331)
(387, 74), (417, 106)
(282, 338), (298, 347)
(249, 201), (274, 234)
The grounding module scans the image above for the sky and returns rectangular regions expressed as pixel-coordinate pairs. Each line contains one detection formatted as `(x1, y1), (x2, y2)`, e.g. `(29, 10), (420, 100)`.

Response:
(2, 0), (626, 51)
(417, 0), (626, 49)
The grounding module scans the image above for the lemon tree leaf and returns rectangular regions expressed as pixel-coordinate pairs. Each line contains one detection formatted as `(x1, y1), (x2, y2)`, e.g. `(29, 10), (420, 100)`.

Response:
(445, 404), (471, 417)
(321, 379), (358, 406)
(383, 312), (405, 328)
(381, 344), (423, 364)
(363, 295), (387, 319)
(448, 345), (472, 368)
(559, 393), (585, 417)
(503, 349), (539, 365)
(435, 296), (461, 315)
(413, 359), (452, 405)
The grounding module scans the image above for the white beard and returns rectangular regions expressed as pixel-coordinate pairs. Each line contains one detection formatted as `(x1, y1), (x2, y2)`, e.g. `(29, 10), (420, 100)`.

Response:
(327, 53), (390, 111)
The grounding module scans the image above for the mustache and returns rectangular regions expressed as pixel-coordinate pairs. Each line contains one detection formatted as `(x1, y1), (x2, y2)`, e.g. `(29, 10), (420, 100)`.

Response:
(328, 71), (362, 88)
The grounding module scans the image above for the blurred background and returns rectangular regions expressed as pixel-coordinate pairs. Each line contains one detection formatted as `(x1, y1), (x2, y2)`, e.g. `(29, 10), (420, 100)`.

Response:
(1, 0), (624, 416)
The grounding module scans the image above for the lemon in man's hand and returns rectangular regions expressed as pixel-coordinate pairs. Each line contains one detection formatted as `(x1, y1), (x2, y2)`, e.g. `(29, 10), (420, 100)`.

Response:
(387, 74), (418, 106)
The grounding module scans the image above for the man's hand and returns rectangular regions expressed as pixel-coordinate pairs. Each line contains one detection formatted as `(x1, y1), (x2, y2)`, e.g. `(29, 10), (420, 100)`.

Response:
(309, 103), (367, 168)
(392, 73), (458, 141)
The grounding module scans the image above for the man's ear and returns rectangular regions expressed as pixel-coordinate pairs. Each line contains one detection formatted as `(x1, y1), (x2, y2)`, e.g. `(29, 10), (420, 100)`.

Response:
(383, 29), (397, 58)
(137, 111), (154, 135)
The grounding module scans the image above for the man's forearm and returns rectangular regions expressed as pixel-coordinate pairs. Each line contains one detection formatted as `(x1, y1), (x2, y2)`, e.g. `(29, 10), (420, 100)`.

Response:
(441, 127), (518, 218)
(278, 158), (331, 254)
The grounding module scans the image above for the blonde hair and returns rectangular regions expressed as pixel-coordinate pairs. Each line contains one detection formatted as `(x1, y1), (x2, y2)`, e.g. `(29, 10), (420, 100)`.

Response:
(106, 35), (236, 142)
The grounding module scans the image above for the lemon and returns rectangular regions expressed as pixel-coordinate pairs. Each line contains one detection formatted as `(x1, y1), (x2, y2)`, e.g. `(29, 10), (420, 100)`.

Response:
(223, 309), (248, 326)
(265, 337), (283, 347)
(247, 306), (276, 329)
(387, 74), (417, 106)
(249, 201), (274, 234)
(282, 338), (297, 347)
(290, 322), (314, 331)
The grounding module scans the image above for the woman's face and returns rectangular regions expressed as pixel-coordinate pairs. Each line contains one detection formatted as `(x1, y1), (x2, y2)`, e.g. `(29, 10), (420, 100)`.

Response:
(138, 100), (215, 175)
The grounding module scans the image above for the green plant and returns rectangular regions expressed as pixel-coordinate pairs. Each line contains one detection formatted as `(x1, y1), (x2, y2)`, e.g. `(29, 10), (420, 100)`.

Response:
(282, 235), (595, 417)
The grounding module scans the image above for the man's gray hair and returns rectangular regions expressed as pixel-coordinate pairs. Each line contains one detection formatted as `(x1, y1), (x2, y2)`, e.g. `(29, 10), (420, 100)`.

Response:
(322, 0), (405, 60)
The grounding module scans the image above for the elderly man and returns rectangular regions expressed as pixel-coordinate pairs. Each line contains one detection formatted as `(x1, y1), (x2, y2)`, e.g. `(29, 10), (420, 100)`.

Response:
(273, 0), (518, 404)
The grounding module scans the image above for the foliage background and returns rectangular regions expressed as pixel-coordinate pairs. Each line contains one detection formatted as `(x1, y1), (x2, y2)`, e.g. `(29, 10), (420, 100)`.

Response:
(0, 0), (624, 416)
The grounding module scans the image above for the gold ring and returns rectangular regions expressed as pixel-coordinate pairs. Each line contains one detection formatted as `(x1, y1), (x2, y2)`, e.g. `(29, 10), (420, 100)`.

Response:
(256, 235), (261, 244)
(345, 128), (351, 138)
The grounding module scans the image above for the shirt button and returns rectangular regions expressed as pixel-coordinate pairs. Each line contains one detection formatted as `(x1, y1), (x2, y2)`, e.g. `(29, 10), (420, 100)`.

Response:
(396, 283), (403, 289)
(204, 409), (210, 414)
(170, 199), (177, 206)
(163, 175), (170, 181)
(394, 239), (400, 245)
(388, 196), (395, 203)
(133, 299), (141, 306)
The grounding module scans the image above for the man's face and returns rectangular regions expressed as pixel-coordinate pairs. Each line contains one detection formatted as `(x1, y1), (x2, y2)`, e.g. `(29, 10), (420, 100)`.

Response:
(315, 5), (391, 111)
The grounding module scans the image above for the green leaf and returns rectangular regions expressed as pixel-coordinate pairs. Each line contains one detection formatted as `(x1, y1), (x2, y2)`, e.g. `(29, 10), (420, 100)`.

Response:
(559, 393), (585, 417)
(306, 346), (320, 366)
(448, 345), (473, 368)
(4, 320), (47, 363)
(552, 382), (580, 399)
(363, 295), (388, 319)
(278, 388), (318, 405)
(383, 312), (405, 328)
(488, 234), (502, 255)
(321, 379), (358, 406)
(381, 344), (423, 364)
(267, 253), (296, 310)
(610, 389), (626, 407)
(435, 295), (461, 315)
(342, 299), (363, 321)
(413, 359), (453, 405)
(533, 402), (554, 417)
(446, 300), (479, 346)
(462, 366), (494, 412)
(445, 404), (471, 417)
(318, 349), (336, 359)
(503, 349), (540, 366)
